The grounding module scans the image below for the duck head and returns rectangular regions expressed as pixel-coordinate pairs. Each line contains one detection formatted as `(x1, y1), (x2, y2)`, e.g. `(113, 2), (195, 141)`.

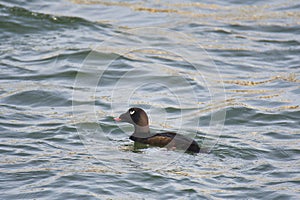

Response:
(114, 107), (150, 134)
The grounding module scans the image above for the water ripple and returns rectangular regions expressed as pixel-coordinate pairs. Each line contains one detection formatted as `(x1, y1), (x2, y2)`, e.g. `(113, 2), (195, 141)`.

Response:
(1, 0), (299, 199)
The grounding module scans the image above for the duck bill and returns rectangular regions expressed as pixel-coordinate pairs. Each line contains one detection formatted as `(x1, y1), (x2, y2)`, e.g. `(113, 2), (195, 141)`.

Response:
(114, 117), (122, 122)
(114, 112), (131, 123)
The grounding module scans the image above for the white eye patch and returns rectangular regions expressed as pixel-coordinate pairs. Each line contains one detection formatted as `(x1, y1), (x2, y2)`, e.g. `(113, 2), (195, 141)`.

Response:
(130, 110), (135, 115)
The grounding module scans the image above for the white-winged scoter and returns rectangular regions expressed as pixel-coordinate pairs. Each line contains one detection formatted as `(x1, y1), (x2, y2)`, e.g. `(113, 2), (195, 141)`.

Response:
(114, 107), (200, 153)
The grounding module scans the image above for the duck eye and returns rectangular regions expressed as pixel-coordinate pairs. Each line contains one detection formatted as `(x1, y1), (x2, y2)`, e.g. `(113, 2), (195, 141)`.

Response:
(129, 110), (135, 115)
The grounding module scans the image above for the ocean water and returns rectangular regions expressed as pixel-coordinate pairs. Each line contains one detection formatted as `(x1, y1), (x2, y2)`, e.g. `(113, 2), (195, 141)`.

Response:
(1, 0), (299, 199)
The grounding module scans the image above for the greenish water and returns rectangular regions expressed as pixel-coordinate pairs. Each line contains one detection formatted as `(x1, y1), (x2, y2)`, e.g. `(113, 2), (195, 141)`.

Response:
(1, 0), (299, 199)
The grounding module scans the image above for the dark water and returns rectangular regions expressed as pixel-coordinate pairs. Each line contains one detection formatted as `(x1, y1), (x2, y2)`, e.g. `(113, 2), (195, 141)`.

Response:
(1, 0), (300, 199)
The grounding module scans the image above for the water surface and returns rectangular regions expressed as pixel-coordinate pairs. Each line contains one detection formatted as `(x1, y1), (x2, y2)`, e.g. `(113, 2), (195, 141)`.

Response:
(1, 0), (299, 199)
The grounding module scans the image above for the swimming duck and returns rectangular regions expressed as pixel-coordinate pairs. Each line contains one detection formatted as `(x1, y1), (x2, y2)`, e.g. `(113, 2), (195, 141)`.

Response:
(114, 107), (200, 153)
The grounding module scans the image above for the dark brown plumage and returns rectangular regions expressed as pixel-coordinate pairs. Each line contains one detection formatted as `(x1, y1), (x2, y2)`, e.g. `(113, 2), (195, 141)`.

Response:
(114, 107), (200, 153)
